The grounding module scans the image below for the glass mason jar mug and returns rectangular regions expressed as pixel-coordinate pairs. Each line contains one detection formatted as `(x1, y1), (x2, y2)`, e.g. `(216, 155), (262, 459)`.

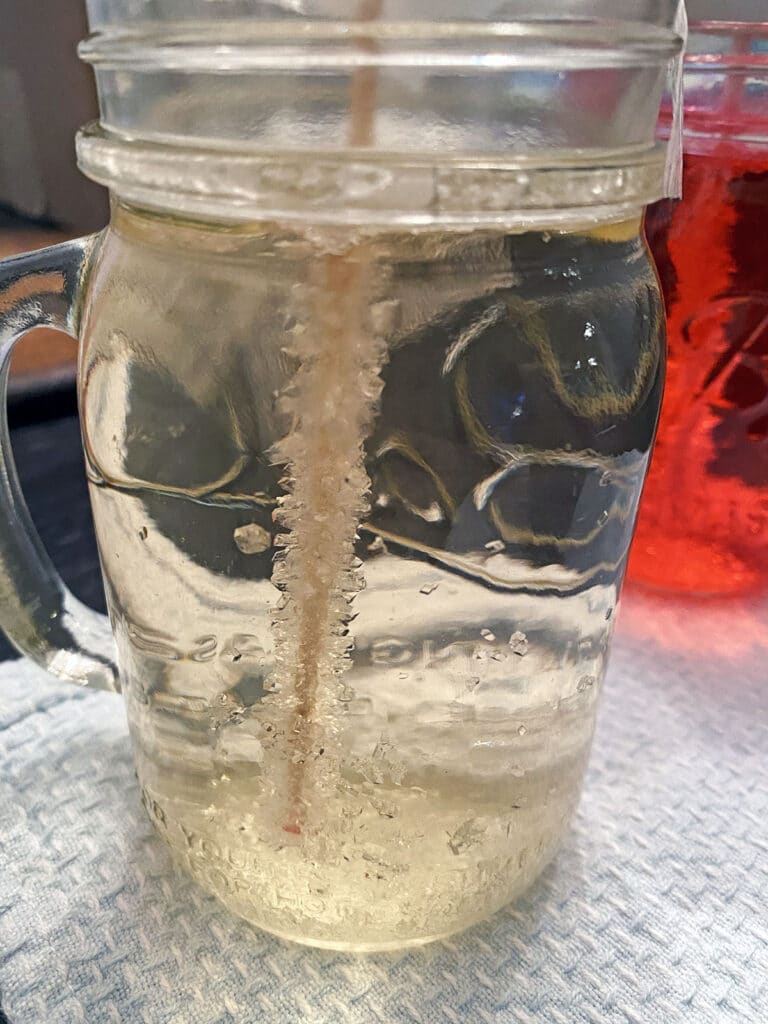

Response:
(0, 2), (683, 951)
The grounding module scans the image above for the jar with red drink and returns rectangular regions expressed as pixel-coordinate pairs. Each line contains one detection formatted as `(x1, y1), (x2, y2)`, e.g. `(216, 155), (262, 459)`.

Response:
(630, 18), (768, 595)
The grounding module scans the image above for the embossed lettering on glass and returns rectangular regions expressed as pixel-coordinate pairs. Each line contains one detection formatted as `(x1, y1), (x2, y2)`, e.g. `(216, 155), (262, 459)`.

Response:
(0, 1), (683, 951)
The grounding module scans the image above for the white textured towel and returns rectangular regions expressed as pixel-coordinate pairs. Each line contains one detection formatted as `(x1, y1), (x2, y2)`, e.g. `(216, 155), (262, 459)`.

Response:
(1, 589), (766, 1024)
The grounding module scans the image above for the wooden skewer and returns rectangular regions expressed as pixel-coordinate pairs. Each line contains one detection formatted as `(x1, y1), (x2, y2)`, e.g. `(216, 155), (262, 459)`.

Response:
(277, 0), (384, 835)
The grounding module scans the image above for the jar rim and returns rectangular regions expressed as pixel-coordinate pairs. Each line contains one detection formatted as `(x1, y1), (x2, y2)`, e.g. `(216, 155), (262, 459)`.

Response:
(77, 123), (666, 230)
(79, 18), (681, 71)
(686, 19), (768, 72)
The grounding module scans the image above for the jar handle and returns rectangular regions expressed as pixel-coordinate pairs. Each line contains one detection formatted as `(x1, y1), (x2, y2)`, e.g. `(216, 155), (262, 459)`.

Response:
(0, 237), (118, 692)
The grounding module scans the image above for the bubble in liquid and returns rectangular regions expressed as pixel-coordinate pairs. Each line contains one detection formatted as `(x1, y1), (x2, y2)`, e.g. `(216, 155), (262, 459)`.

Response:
(517, 725), (528, 736)
(509, 631), (529, 656)
(233, 523), (272, 555)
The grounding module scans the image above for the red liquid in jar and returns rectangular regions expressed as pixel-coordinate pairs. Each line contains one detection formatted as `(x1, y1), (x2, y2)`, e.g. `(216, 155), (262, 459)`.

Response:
(629, 140), (768, 595)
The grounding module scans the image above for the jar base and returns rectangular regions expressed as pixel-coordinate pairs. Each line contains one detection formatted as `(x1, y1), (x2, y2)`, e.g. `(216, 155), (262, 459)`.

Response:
(200, 876), (540, 953)
(242, 921), (474, 953)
